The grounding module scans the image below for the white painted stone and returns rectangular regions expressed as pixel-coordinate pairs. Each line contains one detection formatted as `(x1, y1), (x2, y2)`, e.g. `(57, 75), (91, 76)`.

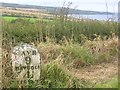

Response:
(11, 43), (41, 84)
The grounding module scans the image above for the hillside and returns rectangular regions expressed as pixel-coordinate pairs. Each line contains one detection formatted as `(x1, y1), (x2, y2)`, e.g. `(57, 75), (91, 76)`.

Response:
(1, 2), (114, 15)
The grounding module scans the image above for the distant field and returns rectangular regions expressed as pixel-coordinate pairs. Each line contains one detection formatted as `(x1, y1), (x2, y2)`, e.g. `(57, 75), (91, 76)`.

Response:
(1, 7), (53, 18)
(2, 16), (53, 22)
(3, 16), (35, 22)
(3, 16), (18, 20)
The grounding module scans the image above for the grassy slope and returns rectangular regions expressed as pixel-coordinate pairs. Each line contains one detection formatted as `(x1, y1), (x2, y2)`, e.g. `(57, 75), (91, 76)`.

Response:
(38, 41), (118, 88)
(2, 17), (118, 88)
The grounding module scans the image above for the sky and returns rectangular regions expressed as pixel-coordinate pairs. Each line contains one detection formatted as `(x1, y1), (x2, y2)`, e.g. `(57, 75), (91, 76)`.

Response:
(1, 0), (119, 12)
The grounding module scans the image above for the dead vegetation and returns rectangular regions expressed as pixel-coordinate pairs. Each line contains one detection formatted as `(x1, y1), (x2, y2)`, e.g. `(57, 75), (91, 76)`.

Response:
(1, 7), (53, 18)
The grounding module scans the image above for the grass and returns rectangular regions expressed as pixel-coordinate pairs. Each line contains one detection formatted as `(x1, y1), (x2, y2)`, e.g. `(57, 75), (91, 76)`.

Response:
(94, 76), (118, 88)
(2, 17), (117, 44)
(2, 16), (53, 22)
(9, 60), (89, 88)
(3, 16), (18, 21)
(38, 35), (118, 67)
(59, 44), (96, 67)
(1, 16), (118, 88)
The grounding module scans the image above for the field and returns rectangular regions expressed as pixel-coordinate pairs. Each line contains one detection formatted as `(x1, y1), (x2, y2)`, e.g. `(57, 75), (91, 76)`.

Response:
(1, 7), (53, 18)
(3, 16), (53, 22)
(1, 15), (118, 88)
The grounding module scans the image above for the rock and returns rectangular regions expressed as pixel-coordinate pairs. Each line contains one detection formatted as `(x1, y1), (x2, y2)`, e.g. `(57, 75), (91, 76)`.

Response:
(11, 43), (41, 86)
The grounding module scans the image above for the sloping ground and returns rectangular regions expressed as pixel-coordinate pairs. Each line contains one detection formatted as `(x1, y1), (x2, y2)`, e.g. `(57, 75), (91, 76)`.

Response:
(68, 60), (118, 85)
(38, 39), (118, 87)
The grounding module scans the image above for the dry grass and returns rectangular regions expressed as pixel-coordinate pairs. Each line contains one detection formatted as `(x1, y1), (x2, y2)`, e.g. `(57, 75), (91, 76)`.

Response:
(1, 35), (118, 88)
(1, 13), (118, 87)
(1, 7), (53, 18)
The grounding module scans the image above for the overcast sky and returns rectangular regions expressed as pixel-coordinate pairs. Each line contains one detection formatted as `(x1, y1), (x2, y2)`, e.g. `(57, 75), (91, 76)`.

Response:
(1, 0), (119, 12)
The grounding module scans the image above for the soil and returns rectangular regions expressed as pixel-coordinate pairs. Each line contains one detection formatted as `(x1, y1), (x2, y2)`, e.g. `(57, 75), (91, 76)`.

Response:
(68, 60), (118, 84)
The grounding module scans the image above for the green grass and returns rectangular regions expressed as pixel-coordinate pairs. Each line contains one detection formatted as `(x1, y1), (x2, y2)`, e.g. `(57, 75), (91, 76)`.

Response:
(3, 16), (18, 21)
(59, 44), (96, 67)
(94, 77), (118, 88)
(3, 16), (35, 22)
(9, 61), (89, 88)
(2, 16), (118, 88)
(2, 16), (53, 22)
(2, 17), (117, 44)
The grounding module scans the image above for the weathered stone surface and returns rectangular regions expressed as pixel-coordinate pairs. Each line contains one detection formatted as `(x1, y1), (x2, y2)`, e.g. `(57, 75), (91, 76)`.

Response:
(11, 43), (41, 85)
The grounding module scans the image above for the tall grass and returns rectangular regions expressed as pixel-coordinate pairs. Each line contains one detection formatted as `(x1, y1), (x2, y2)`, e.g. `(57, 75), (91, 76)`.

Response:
(1, 16), (118, 88)
(2, 17), (117, 44)
(2, 17), (118, 67)
(8, 60), (89, 88)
